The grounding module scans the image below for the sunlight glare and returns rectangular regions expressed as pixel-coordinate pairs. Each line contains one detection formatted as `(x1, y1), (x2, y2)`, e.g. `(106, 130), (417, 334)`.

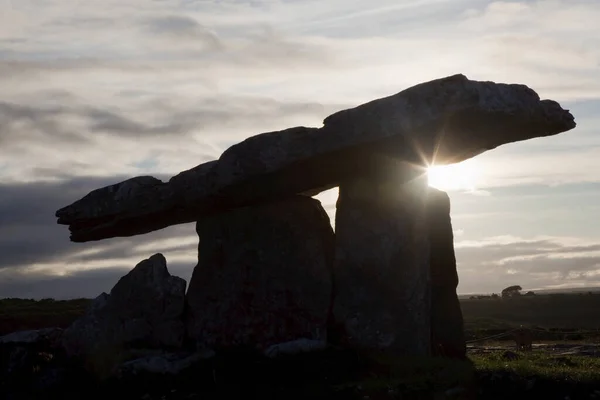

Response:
(427, 159), (481, 192)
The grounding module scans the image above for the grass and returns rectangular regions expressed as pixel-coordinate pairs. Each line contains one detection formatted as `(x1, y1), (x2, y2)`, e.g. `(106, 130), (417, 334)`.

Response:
(0, 297), (91, 335)
(5, 294), (600, 399)
(471, 351), (600, 383)
(461, 293), (600, 331)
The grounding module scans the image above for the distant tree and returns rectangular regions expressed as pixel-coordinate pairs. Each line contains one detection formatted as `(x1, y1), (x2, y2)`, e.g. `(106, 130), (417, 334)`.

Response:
(469, 296), (476, 300)
(491, 293), (499, 299)
(524, 291), (536, 296)
(40, 298), (56, 303)
(501, 285), (522, 298)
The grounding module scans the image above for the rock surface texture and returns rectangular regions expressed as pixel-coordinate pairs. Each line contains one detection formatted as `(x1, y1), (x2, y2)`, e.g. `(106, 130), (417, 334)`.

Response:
(332, 167), (431, 355)
(55, 74), (576, 242)
(185, 196), (334, 351)
(427, 187), (466, 359)
(61, 254), (186, 367)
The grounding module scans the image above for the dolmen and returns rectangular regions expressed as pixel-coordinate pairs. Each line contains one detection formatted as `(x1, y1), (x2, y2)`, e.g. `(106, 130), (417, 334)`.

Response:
(55, 74), (576, 359)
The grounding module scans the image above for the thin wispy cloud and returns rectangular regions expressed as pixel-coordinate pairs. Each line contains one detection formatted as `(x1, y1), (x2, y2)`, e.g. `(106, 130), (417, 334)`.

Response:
(1, 0), (599, 298)
(456, 235), (600, 294)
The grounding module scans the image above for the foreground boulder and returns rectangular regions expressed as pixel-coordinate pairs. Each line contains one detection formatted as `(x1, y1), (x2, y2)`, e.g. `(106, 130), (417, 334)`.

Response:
(185, 195), (334, 351)
(55, 74), (575, 242)
(427, 188), (466, 359)
(0, 328), (81, 400)
(61, 254), (186, 372)
(332, 165), (431, 355)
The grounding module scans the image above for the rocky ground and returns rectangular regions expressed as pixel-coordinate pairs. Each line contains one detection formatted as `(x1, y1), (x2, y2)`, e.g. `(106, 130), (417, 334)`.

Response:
(468, 344), (600, 400)
(1, 328), (474, 400)
(468, 343), (600, 357)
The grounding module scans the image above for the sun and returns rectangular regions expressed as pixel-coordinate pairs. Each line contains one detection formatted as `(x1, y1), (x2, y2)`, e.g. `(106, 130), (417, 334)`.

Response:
(426, 159), (481, 192)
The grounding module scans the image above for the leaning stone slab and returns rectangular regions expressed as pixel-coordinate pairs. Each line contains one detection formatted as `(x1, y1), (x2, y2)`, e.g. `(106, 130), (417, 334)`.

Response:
(56, 74), (575, 242)
(185, 195), (334, 351)
(61, 254), (186, 374)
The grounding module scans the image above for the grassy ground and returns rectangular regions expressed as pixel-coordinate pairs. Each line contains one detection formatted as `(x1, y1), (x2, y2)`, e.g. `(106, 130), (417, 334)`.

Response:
(472, 350), (600, 382)
(461, 293), (600, 330)
(3, 294), (600, 398)
(4, 293), (600, 338)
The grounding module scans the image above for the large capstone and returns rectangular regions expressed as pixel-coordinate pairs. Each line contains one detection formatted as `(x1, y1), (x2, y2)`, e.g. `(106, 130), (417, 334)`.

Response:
(332, 161), (431, 355)
(185, 195), (334, 351)
(55, 74), (575, 242)
(427, 188), (466, 359)
(61, 254), (186, 370)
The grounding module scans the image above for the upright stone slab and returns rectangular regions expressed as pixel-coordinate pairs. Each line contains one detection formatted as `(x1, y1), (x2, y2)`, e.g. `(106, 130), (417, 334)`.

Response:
(427, 188), (466, 359)
(185, 195), (335, 351)
(332, 161), (431, 355)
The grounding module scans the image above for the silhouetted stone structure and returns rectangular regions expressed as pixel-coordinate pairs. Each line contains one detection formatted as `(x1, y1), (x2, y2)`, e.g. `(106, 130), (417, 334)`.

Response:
(54, 74), (576, 358)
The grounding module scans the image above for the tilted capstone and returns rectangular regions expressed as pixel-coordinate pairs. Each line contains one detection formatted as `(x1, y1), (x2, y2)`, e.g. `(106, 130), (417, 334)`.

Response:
(55, 74), (575, 242)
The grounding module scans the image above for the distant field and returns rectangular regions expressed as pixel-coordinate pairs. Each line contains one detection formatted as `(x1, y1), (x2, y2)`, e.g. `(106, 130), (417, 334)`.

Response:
(0, 297), (91, 335)
(2, 293), (600, 338)
(461, 293), (600, 338)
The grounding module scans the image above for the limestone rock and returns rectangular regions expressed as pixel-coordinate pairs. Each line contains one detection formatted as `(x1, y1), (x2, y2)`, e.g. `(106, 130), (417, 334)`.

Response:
(115, 350), (215, 377)
(55, 75), (575, 242)
(323, 74), (575, 165)
(427, 187), (466, 359)
(61, 254), (187, 368)
(332, 169), (431, 355)
(56, 162), (218, 242)
(264, 338), (329, 358)
(0, 328), (63, 346)
(185, 195), (334, 351)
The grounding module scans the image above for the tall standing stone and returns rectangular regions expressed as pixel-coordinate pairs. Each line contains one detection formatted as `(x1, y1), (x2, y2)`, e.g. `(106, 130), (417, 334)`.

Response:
(332, 160), (431, 355)
(427, 188), (466, 359)
(185, 195), (335, 351)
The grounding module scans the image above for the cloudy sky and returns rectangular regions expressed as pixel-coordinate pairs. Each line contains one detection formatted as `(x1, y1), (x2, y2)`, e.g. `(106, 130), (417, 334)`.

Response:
(1, 0), (599, 299)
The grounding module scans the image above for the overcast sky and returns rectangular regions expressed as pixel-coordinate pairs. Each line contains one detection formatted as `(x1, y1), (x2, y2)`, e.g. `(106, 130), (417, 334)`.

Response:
(1, 0), (600, 299)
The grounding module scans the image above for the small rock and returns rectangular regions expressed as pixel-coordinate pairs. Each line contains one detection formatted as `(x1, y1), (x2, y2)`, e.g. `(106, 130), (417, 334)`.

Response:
(264, 339), (328, 358)
(0, 328), (63, 346)
(445, 386), (466, 397)
(501, 350), (520, 360)
(526, 379), (536, 390)
(116, 350), (214, 377)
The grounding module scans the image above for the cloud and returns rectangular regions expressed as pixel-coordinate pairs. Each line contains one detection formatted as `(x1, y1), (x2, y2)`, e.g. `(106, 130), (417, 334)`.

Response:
(0, 260), (195, 300)
(144, 15), (221, 48)
(1, 0), (600, 299)
(0, 175), (336, 299)
(0, 177), (197, 269)
(1, 0), (598, 187)
(456, 235), (600, 294)
(0, 91), (347, 182)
